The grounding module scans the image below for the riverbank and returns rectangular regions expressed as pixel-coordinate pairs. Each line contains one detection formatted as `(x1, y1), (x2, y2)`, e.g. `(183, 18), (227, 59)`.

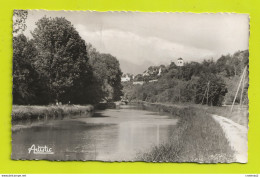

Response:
(134, 101), (235, 163)
(132, 101), (248, 126)
(12, 105), (94, 124)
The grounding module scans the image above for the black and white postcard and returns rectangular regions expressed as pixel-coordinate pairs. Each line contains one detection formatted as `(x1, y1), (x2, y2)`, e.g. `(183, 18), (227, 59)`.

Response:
(12, 10), (249, 162)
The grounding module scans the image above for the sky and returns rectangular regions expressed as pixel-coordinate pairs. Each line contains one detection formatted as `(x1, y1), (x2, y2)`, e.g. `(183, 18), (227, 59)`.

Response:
(22, 10), (249, 74)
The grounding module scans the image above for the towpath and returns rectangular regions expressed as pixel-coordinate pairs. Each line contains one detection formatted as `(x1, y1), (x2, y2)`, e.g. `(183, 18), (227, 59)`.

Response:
(212, 114), (248, 163)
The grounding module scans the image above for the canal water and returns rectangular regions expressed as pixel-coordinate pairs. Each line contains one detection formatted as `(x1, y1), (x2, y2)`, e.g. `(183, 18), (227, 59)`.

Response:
(12, 105), (178, 161)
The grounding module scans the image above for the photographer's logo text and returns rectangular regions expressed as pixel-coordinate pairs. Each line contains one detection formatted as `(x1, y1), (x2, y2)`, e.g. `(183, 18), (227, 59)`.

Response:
(28, 144), (54, 154)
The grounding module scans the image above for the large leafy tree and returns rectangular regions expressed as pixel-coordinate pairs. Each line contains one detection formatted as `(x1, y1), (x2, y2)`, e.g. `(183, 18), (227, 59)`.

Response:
(13, 34), (48, 105)
(101, 53), (123, 101)
(87, 44), (123, 102)
(31, 17), (93, 104)
(13, 34), (33, 104)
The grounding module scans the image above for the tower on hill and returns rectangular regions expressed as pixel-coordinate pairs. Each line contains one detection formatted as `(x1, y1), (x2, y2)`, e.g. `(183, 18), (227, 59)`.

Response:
(177, 58), (184, 67)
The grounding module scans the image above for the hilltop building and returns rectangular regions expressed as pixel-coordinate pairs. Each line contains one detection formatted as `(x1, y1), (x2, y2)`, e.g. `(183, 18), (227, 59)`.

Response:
(177, 58), (184, 66)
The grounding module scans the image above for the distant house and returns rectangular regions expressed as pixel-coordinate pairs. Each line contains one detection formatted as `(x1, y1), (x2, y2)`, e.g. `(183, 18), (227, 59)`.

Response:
(177, 58), (184, 67)
(121, 74), (131, 82)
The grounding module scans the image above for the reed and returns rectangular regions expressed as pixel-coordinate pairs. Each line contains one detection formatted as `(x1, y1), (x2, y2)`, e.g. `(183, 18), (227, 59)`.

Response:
(12, 105), (94, 122)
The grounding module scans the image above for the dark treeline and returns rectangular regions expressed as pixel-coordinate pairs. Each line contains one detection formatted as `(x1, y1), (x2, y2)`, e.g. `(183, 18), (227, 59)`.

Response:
(13, 14), (122, 105)
(123, 50), (249, 106)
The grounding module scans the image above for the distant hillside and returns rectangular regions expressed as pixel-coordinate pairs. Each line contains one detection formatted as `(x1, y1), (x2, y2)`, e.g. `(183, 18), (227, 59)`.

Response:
(122, 50), (249, 106)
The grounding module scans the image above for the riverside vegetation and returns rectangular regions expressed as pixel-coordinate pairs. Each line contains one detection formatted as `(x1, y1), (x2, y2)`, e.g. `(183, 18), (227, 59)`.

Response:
(12, 11), (123, 122)
(123, 50), (249, 107)
(12, 105), (94, 123)
(13, 11), (123, 106)
(134, 102), (235, 162)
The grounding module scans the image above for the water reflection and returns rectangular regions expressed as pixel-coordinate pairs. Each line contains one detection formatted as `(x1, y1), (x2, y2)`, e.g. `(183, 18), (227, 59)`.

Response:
(12, 105), (178, 161)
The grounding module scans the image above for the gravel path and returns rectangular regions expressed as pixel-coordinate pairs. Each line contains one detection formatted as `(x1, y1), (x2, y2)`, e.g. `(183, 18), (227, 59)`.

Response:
(212, 114), (248, 163)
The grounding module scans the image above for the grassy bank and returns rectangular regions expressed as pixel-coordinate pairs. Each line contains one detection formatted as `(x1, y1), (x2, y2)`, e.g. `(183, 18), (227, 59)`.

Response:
(12, 105), (94, 123)
(135, 101), (235, 163)
(133, 101), (248, 126)
(196, 104), (248, 127)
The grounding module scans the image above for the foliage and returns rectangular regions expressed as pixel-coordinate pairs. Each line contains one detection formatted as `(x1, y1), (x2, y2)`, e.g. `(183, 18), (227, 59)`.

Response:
(30, 17), (93, 104)
(13, 34), (49, 105)
(195, 74), (227, 106)
(13, 17), (123, 105)
(123, 50), (249, 106)
(13, 10), (28, 34)
(87, 44), (123, 102)
(12, 14), (248, 106)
